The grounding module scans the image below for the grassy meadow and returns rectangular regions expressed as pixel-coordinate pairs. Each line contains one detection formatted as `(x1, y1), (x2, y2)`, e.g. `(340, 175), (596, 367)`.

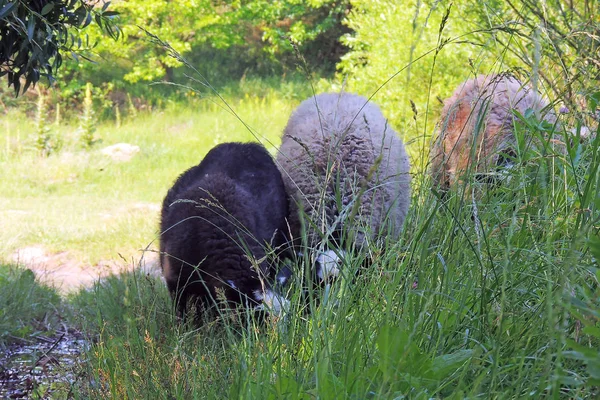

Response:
(0, 77), (598, 398)
(1, 1), (599, 397)
(0, 92), (301, 265)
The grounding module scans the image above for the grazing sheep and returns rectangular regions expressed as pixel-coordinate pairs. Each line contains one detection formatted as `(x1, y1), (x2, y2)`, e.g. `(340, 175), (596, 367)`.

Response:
(160, 142), (289, 319)
(430, 74), (557, 190)
(276, 92), (411, 278)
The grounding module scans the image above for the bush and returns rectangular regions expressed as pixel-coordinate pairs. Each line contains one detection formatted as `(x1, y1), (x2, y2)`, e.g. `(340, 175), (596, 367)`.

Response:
(339, 0), (599, 149)
(0, 0), (119, 95)
(339, 1), (508, 144)
(51, 0), (351, 103)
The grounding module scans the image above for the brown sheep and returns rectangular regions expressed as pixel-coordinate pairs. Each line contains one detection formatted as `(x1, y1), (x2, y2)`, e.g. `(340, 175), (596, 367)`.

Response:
(430, 74), (557, 190)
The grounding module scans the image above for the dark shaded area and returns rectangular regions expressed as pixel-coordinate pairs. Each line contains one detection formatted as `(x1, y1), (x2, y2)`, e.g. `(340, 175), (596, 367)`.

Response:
(0, 329), (87, 399)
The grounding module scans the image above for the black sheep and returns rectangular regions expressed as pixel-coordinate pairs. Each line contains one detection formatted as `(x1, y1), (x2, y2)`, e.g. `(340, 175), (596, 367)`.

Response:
(159, 142), (290, 319)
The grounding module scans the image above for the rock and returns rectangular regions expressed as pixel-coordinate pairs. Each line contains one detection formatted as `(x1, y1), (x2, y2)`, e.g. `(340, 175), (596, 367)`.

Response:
(101, 143), (140, 162)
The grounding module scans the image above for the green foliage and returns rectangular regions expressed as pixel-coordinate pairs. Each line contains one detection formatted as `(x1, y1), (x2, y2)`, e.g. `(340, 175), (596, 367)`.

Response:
(0, 265), (62, 344)
(0, 0), (120, 95)
(338, 0), (503, 140)
(479, 0), (600, 120)
(374, 325), (473, 395)
(228, 0), (351, 72)
(55, 0), (350, 102)
(93, 0), (211, 84)
(338, 0), (599, 160)
(564, 235), (600, 389)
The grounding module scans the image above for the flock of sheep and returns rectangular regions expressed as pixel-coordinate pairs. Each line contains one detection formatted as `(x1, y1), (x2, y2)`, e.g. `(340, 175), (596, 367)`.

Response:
(159, 73), (563, 320)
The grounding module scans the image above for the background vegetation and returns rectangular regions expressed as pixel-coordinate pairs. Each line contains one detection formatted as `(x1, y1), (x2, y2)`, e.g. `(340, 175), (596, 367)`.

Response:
(0, 0), (120, 94)
(0, 0), (598, 398)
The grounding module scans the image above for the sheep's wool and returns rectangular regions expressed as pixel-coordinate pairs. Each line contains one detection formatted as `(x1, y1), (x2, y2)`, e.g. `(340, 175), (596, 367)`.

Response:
(430, 74), (556, 189)
(277, 92), (411, 249)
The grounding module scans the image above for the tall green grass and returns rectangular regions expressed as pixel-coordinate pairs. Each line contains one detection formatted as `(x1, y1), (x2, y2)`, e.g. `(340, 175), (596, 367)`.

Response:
(66, 104), (599, 398)
(2, 82), (598, 398)
(0, 264), (63, 343)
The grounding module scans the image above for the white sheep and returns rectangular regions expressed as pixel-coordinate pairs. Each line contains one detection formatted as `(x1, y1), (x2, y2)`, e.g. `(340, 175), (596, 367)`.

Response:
(430, 74), (557, 189)
(276, 92), (411, 277)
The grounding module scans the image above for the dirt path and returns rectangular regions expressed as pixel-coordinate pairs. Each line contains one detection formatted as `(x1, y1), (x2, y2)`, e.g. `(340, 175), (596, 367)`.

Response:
(11, 246), (162, 294)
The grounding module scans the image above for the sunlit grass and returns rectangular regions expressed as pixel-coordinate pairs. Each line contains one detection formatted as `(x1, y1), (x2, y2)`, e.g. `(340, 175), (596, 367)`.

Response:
(0, 264), (63, 343)
(0, 94), (298, 265)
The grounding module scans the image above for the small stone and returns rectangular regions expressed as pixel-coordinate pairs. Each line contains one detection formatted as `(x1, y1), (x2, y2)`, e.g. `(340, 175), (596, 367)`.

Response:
(101, 143), (140, 162)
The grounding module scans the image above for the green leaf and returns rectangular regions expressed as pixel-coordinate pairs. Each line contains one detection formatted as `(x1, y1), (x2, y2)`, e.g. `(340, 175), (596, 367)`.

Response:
(524, 108), (535, 119)
(41, 3), (54, 15)
(588, 234), (600, 265)
(582, 325), (600, 339)
(376, 324), (431, 381)
(377, 324), (410, 376)
(82, 11), (92, 28)
(588, 92), (600, 113)
(0, 1), (17, 19)
(431, 349), (473, 378)
(565, 339), (600, 359)
(273, 375), (306, 399)
(22, 73), (33, 93)
(27, 16), (35, 41)
(588, 364), (600, 380)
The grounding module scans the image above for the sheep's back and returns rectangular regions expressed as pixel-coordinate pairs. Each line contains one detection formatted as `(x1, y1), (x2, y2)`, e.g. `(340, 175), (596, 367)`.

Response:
(161, 174), (261, 266)
(431, 74), (556, 189)
(277, 92), (411, 248)
(160, 142), (289, 313)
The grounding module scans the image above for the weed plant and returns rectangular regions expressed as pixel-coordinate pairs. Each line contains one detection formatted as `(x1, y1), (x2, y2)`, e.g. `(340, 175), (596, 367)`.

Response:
(80, 83), (98, 148)
(34, 89), (61, 156)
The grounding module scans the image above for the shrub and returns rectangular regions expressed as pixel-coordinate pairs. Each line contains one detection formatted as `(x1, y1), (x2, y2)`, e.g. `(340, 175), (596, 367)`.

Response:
(0, 0), (119, 95)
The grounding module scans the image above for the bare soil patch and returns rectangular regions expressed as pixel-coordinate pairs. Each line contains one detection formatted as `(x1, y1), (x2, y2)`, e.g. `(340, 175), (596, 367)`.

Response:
(11, 246), (161, 294)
